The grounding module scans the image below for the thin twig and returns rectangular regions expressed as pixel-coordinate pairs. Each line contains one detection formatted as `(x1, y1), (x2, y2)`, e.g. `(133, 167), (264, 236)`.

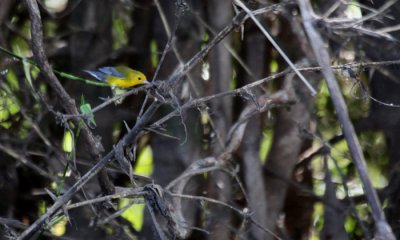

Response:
(170, 193), (282, 239)
(66, 188), (145, 210)
(233, 0), (317, 96)
(0, 144), (54, 180)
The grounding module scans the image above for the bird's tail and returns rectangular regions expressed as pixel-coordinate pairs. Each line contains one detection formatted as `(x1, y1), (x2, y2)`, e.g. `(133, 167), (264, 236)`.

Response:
(83, 70), (107, 81)
(84, 67), (124, 81)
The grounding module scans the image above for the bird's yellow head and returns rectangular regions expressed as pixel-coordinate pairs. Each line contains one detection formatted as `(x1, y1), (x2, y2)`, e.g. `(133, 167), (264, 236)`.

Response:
(125, 68), (148, 86)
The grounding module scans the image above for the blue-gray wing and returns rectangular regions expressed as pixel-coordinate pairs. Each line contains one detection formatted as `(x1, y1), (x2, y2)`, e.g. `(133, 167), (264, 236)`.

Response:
(84, 67), (123, 81)
(98, 67), (124, 78)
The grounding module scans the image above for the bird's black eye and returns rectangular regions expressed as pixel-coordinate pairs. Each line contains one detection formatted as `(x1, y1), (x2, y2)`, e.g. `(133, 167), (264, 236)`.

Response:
(138, 77), (142, 80)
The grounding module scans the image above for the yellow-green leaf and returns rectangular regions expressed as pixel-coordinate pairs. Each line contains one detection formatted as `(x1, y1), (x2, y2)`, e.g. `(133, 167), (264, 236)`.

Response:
(80, 96), (96, 128)
(119, 198), (145, 231)
(50, 216), (67, 236)
(62, 130), (73, 153)
(134, 145), (153, 177)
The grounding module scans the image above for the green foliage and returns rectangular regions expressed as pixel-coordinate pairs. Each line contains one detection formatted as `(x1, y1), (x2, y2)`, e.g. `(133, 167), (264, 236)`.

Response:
(269, 59), (278, 73)
(344, 215), (357, 235)
(134, 145), (154, 177)
(315, 80), (338, 138)
(44, 20), (58, 37)
(119, 198), (145, 231)
(49, 216), (67, 237)
(80, 95), (96, 128)
(22, 60), (34, 90)
(38, 200), (47, 216)
(344, 1), (362, 18)
(150, 39), (159, 68)
(0, 92), (20, 129)
(202, 32), (209, 42)
(62, 130), (73, 153)
(311, 202), (324, 238)
(0, 71), (20, 129)
(359, 131), (388, 188)
(112, 13), (129, 49)
(6, 69), (20, 91)
(11, 35), (30, 57)
(312, 68), (388, 237)
(259, 128), (272, 163)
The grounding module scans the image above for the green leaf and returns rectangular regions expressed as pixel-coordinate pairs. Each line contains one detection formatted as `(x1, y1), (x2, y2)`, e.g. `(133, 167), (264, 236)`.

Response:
(119, 198), (145, 231)
(134, 145), (153, 177)
(0, 106), (10, 122)
(112, 11), (128, 49)
(23, 59), (33, 89)
(6, 69), (19, 91)
(259, 128), (272, 163)
(50, 216), (67, 237)
(150, 39), (159, 68)
(62, 130), (73, 153)
(269, 59), (278, 73)
(0, 90), (20, 128)
(80, 95), (96, 128)
(38, 200), (46, 215)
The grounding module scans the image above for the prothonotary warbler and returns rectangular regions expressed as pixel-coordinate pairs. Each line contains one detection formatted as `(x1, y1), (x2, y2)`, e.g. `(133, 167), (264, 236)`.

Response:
(84, 66), (149, 88)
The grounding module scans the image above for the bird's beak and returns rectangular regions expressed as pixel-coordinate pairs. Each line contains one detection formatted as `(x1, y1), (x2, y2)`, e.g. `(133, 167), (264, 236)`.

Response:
(144, 80), (150, 84)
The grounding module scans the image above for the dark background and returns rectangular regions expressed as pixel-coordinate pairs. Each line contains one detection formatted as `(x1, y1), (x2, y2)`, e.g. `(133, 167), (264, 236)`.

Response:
(1, 0), (400, 239)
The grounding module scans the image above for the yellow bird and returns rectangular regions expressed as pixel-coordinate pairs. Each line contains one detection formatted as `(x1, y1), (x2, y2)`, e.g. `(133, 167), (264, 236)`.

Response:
(84, 66), (148, 88)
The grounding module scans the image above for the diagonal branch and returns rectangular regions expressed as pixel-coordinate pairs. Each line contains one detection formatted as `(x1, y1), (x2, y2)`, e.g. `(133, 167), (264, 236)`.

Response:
(23, 0), (115, 197)
(17, 100), (161, 240)
(297, 1), (395, 239)
(233, 0), (317, 96)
